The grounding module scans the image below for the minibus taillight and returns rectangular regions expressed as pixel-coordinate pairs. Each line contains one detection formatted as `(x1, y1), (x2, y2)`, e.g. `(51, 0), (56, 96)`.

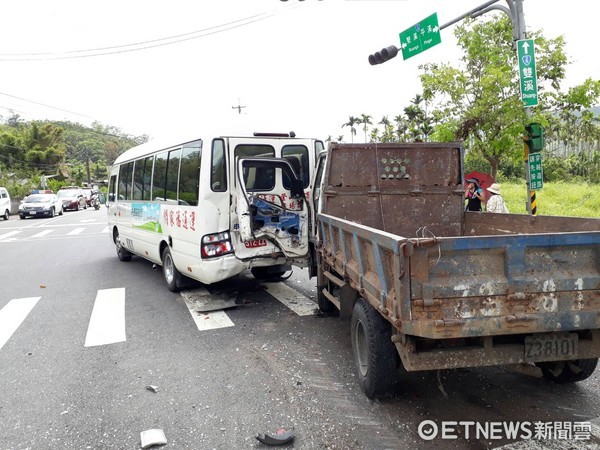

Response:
(201, 231), (233, 258)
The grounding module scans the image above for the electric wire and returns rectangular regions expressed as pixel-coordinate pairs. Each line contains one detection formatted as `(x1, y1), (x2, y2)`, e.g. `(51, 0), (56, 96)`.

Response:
(0, 4), (300, 61)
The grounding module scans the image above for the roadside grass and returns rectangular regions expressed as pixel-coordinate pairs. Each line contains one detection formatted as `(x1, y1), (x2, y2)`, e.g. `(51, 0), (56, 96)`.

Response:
(499, 181), (600, 218)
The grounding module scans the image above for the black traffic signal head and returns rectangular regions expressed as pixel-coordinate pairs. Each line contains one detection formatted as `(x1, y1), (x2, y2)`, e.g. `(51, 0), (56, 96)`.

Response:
(525, 123), (544, 152)
(368, 45), (399, 65)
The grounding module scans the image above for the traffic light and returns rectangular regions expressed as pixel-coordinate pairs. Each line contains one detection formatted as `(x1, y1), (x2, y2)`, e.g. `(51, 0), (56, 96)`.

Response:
(525, 123), (544, 152)
(368, 45), (399, 65)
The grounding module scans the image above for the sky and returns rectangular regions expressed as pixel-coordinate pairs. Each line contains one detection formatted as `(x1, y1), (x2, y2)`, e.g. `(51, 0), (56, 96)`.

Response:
(0, 0), (598, 143)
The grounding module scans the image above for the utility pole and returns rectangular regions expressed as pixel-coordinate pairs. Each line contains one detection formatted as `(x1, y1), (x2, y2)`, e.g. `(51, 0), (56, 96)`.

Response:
(232, 98), (246, 115)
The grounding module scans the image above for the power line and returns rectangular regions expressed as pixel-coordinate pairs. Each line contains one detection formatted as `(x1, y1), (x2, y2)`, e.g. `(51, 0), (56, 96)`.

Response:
(0, 92), (93, 119)
(0, 5), (300, 61)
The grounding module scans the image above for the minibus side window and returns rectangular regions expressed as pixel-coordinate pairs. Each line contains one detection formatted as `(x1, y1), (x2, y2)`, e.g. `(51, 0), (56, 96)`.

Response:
(179, 145), (200, 206)
(142, 156), (154, 201)
(211, 139), (226, 192)
(153, 151), (168, 201)
(118, 162), (133, 200)
(132, 160), (143, 200)
(165, 149), (181, 204)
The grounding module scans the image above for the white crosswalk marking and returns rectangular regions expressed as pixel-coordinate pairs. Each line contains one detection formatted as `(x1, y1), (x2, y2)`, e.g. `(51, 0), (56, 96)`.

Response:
(0, 283), (314, 350)
(67, 227), (85, 236)
(0, 230), (22, 240)
(84, 288), (126, 347)
(0, 297), (41, 350)
(181, 287), (235, 331)
(31, 229), (54, 238)
(264, 283), (317, 316)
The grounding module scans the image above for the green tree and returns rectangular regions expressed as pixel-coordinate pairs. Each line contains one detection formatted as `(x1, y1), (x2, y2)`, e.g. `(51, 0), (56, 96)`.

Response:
(418, 15), (600, 179)
(342, 116), (359, 143)
(358, 114), (372, 143)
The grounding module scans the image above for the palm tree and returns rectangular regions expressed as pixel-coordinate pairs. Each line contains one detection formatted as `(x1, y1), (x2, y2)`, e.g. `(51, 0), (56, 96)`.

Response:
(358, 114), (372, 143)
(342, 116), (359, 143)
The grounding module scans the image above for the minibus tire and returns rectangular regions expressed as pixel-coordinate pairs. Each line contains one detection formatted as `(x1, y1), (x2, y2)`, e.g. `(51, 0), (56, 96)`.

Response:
(162, 247), (182, 292)
(115, 232), (132, 262)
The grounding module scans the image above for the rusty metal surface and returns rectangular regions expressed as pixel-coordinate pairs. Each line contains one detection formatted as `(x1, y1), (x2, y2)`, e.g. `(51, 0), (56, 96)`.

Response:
(322, 143), (464, 238)
(395, 330), (600, 371)
(317, 142), (600, 371)
(465, 211), (600, 235)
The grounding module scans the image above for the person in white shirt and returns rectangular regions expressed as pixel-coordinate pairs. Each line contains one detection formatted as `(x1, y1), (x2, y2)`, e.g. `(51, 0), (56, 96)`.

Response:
(486, 183), (509, 213)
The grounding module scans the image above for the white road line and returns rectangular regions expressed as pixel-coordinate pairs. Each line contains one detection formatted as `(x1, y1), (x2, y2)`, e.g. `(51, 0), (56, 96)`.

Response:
(0, 230), (22, 240)
(84, 288), (126, 347)
(0, 297), (41, 351)
(31, 229), (54, 238)
(101, 226), (109, 233)
(265, 283), (317, 316)
(181, 287), (235, 331)
(67, 227), (85, 236)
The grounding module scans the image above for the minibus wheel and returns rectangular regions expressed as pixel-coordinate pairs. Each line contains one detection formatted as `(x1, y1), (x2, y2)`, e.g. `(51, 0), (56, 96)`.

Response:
(114, 231), (132, 262)
(162, 247), (182, 292)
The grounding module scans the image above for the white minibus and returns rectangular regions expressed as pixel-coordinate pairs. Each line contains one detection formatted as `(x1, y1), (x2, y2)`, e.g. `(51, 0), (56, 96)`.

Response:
(107, 132), (324, 291)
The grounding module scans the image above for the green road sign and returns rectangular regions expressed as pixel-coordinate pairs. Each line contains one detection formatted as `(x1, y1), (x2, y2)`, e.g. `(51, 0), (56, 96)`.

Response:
(399, 13), (441, 61)
(528, 153), (543, 190)
(517, 39), (538, 107)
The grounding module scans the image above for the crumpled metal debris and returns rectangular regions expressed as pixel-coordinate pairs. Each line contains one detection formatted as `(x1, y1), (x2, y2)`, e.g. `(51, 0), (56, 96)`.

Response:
(146, 385), (159, 393)
(140, 429), (167, 448)
(256, 428), (295, 446)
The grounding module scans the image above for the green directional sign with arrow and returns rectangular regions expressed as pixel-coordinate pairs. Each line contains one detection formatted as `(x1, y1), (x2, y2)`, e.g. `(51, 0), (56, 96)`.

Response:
(399, 13), (441, 61)
(517, 39), (539, 107)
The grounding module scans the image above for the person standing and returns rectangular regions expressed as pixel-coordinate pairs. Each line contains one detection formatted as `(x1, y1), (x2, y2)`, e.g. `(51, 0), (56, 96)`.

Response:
(465, 177), (485, 211)
(486, 183), (509, 213)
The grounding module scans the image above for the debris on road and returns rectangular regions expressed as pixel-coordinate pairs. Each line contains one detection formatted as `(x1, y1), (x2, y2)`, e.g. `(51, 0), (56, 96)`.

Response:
(140, 429), (167, 448)
(146, 385), (159, 393)
(256, 428), (295, 446)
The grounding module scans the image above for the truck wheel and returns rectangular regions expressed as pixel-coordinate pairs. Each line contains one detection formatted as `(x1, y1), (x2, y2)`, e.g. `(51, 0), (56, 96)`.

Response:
(351, 298), (400, 398)
(2, 209), (8, 220)
(114, 231), (132, 262)
(537, 358), (598, 384)
(162, 247), (182, 292)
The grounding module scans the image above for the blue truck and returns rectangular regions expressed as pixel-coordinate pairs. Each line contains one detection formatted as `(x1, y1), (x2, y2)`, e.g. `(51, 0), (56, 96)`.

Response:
(310, 142), (600, 398)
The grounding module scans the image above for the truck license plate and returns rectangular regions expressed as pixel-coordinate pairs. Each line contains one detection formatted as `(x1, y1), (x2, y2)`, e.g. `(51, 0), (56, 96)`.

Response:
(524, 333), (578, 362)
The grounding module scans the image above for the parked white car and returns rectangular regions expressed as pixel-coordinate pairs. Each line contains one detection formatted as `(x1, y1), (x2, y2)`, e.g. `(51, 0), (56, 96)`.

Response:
(18, 193), (64, 219)
(0, 187), (11, 220)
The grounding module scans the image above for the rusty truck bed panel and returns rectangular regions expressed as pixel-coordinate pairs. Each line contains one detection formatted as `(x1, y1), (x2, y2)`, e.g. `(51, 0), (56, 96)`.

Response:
(465, 211), (600, 235)
(322, 143), (464, 239)
(318, 212), (600, 340)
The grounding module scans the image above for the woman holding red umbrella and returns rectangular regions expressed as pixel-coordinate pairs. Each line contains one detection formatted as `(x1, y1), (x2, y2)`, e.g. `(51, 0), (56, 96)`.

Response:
(465, 177), (485, 211)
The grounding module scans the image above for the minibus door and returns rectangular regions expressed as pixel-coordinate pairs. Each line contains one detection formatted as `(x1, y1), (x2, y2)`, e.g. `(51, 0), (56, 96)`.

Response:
(236, 158), (309, 259)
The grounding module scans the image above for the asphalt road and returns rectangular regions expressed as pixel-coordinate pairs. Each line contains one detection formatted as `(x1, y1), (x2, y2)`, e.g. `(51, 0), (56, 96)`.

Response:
(1, 208), (600, 449)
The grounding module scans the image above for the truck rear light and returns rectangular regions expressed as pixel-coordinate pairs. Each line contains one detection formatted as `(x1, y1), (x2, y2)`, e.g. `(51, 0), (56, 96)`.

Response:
(201, 231), (233, 258)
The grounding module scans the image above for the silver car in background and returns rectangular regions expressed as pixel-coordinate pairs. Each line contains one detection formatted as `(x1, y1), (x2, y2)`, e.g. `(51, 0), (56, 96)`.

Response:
(18, 193), (64, 219)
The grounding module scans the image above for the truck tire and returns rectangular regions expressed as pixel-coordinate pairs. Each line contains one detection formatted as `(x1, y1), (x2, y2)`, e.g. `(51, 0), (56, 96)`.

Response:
(2, 209), (8, 220)
(351, 298), (400, 398)
(162, 246), (183, 292)
(537, 358), (598, 384)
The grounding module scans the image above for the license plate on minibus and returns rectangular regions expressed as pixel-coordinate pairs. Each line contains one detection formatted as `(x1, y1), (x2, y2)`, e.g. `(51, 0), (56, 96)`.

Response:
(524, 333), (578, 361)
